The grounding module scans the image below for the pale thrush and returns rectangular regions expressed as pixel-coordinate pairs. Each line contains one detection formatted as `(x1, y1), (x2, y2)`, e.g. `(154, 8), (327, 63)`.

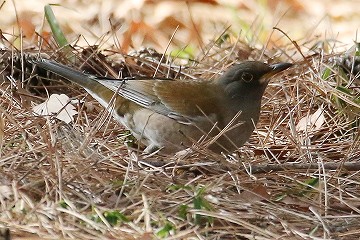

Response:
(36, 60), (292, 154)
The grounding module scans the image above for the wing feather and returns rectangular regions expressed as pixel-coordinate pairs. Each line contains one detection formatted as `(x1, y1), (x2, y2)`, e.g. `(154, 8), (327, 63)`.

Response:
(95, 77), (222, 122)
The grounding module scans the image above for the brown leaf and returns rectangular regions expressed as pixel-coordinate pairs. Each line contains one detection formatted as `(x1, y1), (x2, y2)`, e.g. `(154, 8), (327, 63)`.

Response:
(238, 185), (271, 203)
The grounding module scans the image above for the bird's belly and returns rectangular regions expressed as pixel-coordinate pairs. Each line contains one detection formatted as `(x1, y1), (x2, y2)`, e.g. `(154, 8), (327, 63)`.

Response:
(117, 108), (257, 154)
(126, 109), (201, 153)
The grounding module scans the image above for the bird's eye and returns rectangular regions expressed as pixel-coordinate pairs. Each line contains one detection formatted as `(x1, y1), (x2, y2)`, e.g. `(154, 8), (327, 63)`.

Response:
(241, 72), (253, 82)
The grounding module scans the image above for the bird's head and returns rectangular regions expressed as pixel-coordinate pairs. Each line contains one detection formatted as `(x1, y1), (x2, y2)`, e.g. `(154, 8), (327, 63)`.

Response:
(218, 61), (292, 99)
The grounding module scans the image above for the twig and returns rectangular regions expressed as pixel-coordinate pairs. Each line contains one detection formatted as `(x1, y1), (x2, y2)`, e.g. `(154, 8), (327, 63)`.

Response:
(247, 161), (360, 174)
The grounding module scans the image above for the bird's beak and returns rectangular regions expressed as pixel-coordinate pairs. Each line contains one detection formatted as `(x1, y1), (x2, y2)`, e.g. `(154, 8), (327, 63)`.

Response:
(261, 62), (293, 83)
(270, 62), (293, 73)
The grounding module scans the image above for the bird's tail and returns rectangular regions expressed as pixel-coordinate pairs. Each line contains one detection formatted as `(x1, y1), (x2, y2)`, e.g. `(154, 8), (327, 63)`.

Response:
(36, 59), (118, 109)
(36, 59), (100, 90)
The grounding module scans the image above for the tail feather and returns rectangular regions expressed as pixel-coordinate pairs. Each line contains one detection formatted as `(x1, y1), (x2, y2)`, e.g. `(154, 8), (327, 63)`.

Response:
(36, 59), (117, 109)
(36, 59), (97, 90)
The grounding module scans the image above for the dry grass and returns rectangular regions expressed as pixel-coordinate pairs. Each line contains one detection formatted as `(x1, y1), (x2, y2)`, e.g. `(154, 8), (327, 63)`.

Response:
(0, 28), (359, 240)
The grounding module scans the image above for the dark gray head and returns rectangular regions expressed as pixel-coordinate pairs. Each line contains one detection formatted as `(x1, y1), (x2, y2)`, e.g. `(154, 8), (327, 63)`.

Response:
(218, 61), (292, 99)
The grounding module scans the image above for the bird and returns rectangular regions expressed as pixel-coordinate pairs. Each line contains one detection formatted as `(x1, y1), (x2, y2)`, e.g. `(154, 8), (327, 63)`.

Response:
(36, 59), (292, 154)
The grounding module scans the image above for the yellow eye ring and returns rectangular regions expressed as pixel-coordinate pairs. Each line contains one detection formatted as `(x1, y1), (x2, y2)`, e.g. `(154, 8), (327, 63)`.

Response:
(241, 72), (253, 82)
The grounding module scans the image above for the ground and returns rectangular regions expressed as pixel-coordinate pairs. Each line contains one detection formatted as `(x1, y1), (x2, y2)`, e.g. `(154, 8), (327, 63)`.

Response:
(0, 1), (359, 239)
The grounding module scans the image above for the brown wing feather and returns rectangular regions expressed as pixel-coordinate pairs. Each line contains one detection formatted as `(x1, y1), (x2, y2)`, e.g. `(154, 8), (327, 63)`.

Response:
(154, 80), (220, 117)
(97, 77), (221, 122)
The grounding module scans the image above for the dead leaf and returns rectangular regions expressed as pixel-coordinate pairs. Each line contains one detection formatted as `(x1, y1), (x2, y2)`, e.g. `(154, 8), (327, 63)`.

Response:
(0, 185), (12, 200)
(32, 94), (77, 124)
(238, 185), (271, 203)
(296, 106), (325, 132)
